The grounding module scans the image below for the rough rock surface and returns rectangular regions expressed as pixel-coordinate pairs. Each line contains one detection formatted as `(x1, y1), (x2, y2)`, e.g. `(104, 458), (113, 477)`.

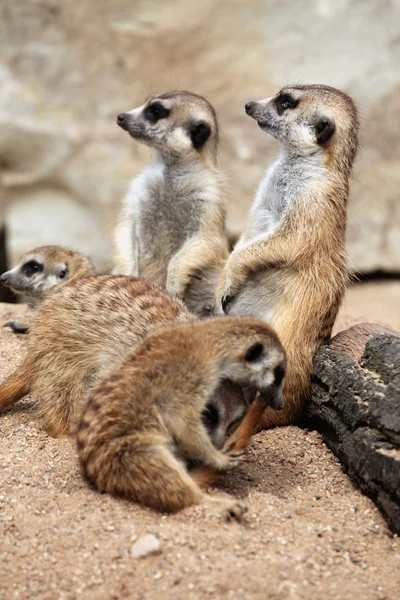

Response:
(1, 0), (400, 272)
(309, 323), (400, 534)
(1, 293), (400, 599)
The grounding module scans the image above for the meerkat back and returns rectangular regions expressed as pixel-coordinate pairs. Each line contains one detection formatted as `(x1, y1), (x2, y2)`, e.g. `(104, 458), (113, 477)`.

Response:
(114, 90), (229, 316)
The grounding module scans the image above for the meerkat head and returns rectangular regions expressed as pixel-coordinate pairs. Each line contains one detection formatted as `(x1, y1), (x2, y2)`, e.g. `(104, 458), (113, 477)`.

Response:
(116, 90), (219, 164)
(0, 246), (94, 298)
(215, 318), (286, 412)
(245, 84), (359, 170)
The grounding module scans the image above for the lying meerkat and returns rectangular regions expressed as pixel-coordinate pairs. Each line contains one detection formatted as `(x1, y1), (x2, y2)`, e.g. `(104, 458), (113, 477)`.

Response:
(216, 84), (359, 445)
(77, 317), (286, 518)
(114, 90), (229, 316)
(0, 276), (283, 444)
(0, 245), (95, 333)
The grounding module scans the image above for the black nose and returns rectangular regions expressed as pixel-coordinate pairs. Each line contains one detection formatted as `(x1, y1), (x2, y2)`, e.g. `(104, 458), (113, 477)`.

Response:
(245, 102), (255, 115)
(117, 113), (126, 125)
(0, 273), (8, 284)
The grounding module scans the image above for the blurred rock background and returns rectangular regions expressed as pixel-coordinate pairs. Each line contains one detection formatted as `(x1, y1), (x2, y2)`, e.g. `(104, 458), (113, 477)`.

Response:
(0, 0), (399, 274)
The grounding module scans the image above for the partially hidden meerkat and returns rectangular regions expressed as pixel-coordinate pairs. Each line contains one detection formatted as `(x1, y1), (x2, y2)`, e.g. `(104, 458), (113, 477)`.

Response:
(0, 245), (95, 333)
(216, 85), (359, 446)
(114, 90), (229, 316)
(0, 276), (284, 445)
(77, 317), (286, 518)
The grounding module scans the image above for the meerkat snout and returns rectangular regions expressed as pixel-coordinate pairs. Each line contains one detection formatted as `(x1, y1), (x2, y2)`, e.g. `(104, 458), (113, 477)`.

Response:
(116, 113), (127, 128)
(245, 102), (255, 115)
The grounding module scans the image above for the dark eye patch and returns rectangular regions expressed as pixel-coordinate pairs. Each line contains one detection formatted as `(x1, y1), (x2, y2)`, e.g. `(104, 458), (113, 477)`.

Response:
(144, 102), (170, 123)
(201, 402), (219, 433)
(274, 363), (286, 386)
(22, 260), (43, 277)
(275, 93), (299, 116)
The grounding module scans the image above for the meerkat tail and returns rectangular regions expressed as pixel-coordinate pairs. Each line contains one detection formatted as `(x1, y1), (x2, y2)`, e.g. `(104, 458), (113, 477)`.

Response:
(0, 364), (32, 412)
(190, 465), (223, 488)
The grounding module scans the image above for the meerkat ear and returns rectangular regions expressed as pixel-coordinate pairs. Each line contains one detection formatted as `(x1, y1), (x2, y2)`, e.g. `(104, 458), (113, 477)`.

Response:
(245, 343), (264, 362)
(55, 263), (69, 279)
(315, 119), (335, 145)
(189, 121), (211, 149)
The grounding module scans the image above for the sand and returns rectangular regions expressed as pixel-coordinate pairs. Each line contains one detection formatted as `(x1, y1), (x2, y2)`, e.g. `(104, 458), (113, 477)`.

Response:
(0, 282), (399, 600)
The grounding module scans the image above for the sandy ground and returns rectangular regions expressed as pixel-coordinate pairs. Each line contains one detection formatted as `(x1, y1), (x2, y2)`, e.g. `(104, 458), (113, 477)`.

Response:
(0, 282), (400, 600)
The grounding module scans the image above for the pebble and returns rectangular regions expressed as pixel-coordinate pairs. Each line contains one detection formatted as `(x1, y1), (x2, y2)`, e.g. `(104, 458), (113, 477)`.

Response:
(131, 534), (161, 559)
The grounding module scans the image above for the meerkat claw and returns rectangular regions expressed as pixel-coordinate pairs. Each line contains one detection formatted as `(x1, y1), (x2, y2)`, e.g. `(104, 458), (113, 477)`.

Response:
(224, 502), (248, 522)
(221, 295), (233, 313)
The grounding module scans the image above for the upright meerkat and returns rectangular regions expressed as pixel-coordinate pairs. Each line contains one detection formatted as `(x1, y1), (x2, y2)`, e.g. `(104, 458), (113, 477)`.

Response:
(114, 90), (229, 316)
(77, 318), (286, 517)
(0, 276), (281, 444)
(217, 84), (359, 443)
(1, 246), (95, 333)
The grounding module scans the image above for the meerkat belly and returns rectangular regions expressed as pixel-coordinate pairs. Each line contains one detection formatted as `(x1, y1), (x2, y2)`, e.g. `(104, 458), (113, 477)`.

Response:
(228, 268), (285, 324)
(138, 182), (203, 288)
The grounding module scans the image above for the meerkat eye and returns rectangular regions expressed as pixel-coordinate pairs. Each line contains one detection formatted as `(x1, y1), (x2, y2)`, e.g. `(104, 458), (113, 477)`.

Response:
(59, 269), (67, 279)
(22, 260), (43, 277)
(274, 363), (286, 385)
(275, 94), (298, 115)
(144, 102), (170, 123)
(245, 343), (264, 362)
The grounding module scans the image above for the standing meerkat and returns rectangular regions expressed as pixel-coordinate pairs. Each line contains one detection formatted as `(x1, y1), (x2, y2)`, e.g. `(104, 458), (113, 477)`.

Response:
(1, 245), (95, 333)
(0, 276), (278, 444)
(77, 318), (286, 518)
(114, 90), (229, 316)
(216, 84), (359, 445)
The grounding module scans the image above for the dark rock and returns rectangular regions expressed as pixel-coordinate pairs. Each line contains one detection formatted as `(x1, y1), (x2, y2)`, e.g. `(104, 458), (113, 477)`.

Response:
(308, 323), (400, 533)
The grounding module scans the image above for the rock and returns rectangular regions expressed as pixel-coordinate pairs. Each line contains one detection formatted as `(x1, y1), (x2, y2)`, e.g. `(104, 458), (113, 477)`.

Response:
(1, 1), (400, 274)
(130, 534), (161, 559)
(308, 323), (400, 533)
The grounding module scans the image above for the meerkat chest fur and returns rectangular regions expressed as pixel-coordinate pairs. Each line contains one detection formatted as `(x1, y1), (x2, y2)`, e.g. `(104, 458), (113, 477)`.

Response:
(239, 152), (328, 245)
(129, 155), (220, 280)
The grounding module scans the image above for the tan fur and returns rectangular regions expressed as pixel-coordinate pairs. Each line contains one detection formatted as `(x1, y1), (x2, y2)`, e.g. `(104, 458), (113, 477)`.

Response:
(217, 85), (359, 446)
(114, 90), (229, 316)
(1, 245), (95, 299)
(0, 276), (193, 435)
(76, 317), (285, 517)
(0, 276), (269, 446)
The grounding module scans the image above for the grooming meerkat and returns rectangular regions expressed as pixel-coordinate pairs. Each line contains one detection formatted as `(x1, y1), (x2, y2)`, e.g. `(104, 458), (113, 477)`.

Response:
(0, 276), (281, 444)
(217, 84), (359, 445)
(77, 317), (286, 517)
(114, 90), (229, 316)
(0, 246), (95, 333)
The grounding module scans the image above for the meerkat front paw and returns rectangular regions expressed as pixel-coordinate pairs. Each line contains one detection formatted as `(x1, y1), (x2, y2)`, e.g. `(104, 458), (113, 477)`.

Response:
(214, 448), (244, 471)
(166, 267), (189, 300)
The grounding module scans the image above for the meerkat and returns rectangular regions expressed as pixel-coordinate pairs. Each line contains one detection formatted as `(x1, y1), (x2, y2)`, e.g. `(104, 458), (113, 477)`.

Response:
(0, 275), (280, 445)
(0, 245), (95, 333)
(77, 317), (286, 518)
(216, 84), (359, 446)
(114, 90), (229, 316)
